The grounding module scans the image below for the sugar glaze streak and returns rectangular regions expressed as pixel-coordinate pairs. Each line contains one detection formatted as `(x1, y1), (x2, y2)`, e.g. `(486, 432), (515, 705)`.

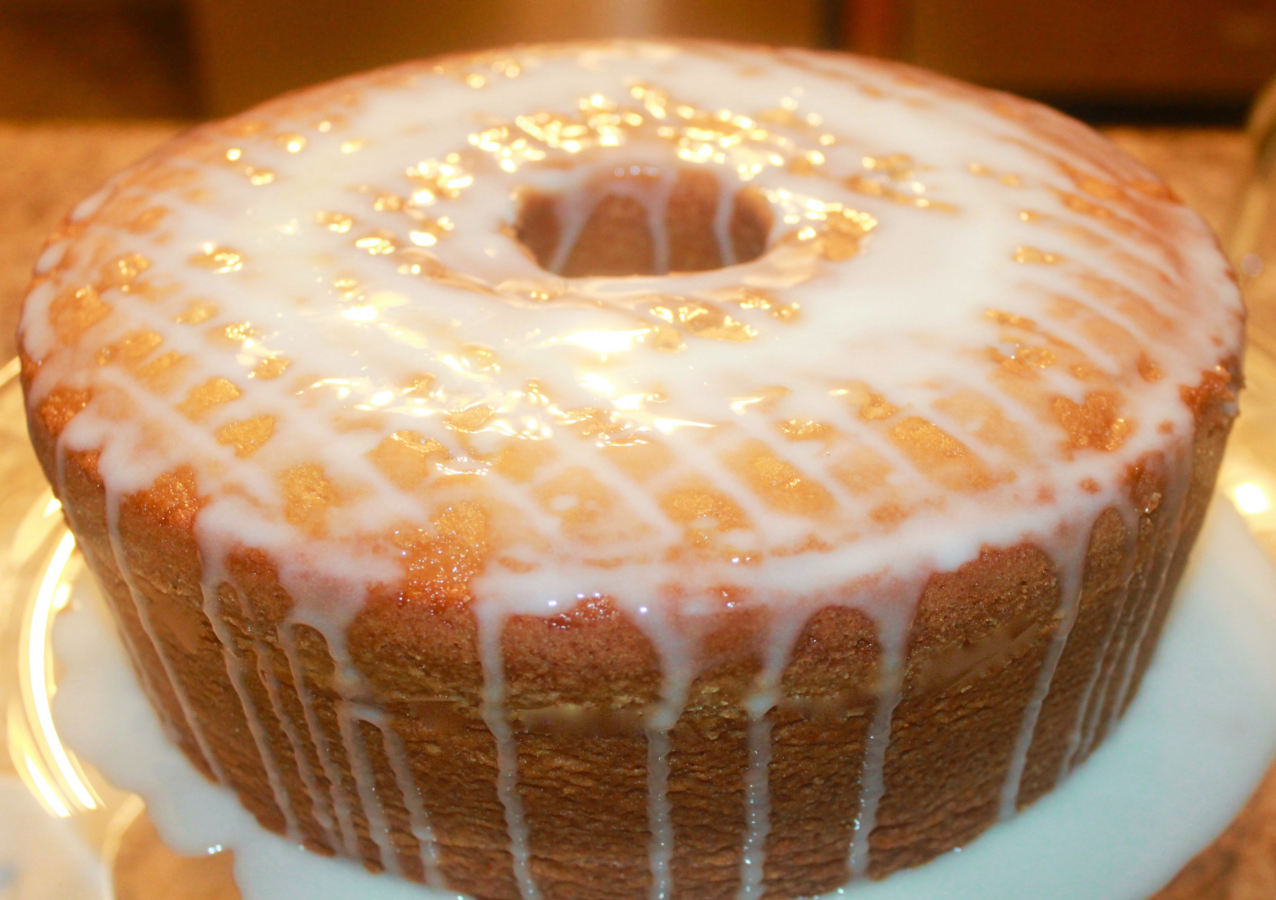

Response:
(848, 612), (909, 881)
(101, 486), (228, 786)
(198, 569), (301, 840)
(258, 640), (338, 839)
(280, 626), (361, 859)
(327, 632), (404, 875)
(643, 615), (695, 900)
(379, 718), (446, 888)
(737, 615), (807, 900)
(476, 604), (541, 900)
(999, 532), (1089, 819)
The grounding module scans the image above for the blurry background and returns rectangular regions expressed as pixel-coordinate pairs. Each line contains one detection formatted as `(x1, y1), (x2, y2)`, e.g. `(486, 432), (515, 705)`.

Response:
(1, 0), (1274, 122)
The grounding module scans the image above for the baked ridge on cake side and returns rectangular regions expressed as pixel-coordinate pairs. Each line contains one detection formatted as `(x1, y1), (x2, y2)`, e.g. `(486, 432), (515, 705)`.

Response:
(18, 41), (1242, 900)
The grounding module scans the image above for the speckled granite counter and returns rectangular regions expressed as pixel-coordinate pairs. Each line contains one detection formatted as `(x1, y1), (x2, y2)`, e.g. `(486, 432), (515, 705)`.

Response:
(0, 123), (179, 361)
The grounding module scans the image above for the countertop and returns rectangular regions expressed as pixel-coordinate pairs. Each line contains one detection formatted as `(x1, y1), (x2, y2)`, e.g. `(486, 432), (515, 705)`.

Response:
(1, 123), (1273, 899)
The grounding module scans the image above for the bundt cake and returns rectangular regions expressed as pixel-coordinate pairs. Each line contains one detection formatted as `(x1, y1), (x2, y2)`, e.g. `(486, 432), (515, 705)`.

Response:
(18, 40), (1242, 900)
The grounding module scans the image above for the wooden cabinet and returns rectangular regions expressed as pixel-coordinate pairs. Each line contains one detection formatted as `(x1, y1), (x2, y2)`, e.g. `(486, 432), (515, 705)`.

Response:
(844, 0), (1276, 110)
(187, 0), (825, 115)
(29, 0), (1268, 118)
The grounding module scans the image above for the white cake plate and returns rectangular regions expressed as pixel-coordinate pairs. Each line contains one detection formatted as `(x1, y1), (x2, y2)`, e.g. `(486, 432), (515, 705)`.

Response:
(33, 496), (1276, 900)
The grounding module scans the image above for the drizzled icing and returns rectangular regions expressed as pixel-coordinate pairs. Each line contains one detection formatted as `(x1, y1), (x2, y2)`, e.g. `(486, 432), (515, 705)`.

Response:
(20, 39), (1241, 616)
(46, 496), (1276, 900)
(19, 40), (1243, 899)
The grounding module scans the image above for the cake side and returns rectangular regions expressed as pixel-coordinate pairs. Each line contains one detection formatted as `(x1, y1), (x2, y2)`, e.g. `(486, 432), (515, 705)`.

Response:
(24, 358), (1237, 900)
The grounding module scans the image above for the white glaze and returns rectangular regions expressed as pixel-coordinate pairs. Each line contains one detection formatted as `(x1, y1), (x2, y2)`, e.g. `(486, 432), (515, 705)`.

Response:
(379, 716), (445, 889)
(475, 602), (540, 900)
(278, 624), (360, 859)
(642, 609), (695, 900)
(738, 615), (806, 899)
(847, 614), (907, 881)
(50, 498), (1276, 900)
(19, 41), (1241, 620)
(18, 40), (1244, 898)
(100, 476), (228, 786)
(1059, 516), (1140, 776)
(197, 558), (302, 840)
(326, 631), (404, 875)
(999, 521), (1090, 819)
(267, 653), (339, 839)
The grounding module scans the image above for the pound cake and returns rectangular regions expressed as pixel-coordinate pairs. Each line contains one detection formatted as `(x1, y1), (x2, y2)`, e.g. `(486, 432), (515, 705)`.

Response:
(18, 41), (1242, 900)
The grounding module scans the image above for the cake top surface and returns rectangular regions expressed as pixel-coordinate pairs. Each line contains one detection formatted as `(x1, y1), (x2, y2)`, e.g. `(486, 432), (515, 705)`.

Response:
(19, 40), (1242, 620)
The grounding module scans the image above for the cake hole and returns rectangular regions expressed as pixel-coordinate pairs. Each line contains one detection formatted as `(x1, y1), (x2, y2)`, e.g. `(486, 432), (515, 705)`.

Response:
(514, 167), (773, 278)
